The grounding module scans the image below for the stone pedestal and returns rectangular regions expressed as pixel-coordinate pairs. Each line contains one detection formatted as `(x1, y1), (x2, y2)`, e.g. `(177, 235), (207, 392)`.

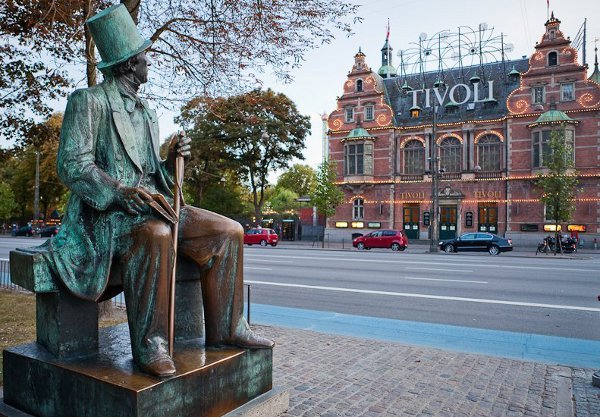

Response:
(2, 324), (272, 417)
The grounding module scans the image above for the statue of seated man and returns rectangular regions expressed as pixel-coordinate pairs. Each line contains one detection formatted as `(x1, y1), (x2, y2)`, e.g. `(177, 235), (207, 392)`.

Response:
(44, 4), (273, 378)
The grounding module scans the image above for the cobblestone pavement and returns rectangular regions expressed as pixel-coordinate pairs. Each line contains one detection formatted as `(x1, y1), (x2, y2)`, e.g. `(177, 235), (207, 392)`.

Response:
(255, 325), (600, 417)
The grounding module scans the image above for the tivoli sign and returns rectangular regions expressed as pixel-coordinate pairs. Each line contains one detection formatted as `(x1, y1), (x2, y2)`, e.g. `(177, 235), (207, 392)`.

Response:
(409, 81), (495, 108)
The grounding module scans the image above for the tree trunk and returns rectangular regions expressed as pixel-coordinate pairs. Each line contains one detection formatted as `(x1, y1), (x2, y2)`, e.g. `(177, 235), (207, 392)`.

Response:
(121, 0), (141, 24)
(83, 3), (97, 87)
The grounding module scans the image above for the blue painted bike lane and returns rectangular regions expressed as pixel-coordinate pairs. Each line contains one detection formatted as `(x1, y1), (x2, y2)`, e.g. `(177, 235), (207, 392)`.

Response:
(249, 303), (600, 369)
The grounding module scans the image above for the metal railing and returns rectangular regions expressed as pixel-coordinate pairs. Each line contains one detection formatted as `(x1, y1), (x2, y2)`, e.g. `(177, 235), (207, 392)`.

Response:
(0, 259), (253, 325)
(0, 258), (29, 293)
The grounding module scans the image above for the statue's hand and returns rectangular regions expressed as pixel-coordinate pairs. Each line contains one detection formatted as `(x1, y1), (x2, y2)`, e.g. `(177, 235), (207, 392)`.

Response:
(167, 132), (191, 170)
(115, 185), (153, 215)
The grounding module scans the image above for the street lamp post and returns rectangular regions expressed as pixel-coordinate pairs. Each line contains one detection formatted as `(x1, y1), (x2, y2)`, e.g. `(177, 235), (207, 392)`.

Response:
(429, 105), (440, 252)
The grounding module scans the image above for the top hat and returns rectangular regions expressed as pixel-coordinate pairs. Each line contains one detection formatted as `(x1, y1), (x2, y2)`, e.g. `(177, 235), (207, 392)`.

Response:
(86, 4), (151, 70)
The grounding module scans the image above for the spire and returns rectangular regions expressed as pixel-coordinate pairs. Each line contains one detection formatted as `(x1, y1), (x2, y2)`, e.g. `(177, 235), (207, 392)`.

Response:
(589, 44), (600, 84)
(378, 19), (396, 78)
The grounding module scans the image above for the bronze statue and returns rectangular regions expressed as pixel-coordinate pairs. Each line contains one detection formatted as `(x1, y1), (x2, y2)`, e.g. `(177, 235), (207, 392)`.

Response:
(45, 4), (273, 378)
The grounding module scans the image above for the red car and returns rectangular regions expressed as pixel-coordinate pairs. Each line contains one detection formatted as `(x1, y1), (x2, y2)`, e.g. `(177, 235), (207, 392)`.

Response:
(353, 230), (408, 251)
(243, 228), (279, 247)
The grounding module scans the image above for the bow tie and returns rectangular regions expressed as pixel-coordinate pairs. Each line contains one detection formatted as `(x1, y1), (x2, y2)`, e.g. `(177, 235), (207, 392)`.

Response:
(122, 95), (148, 113)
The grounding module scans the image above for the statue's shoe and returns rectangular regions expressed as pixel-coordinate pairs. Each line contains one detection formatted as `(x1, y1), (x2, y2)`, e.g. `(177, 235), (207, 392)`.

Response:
(139, 354), (176, 377)
(230, 330), (275, 349)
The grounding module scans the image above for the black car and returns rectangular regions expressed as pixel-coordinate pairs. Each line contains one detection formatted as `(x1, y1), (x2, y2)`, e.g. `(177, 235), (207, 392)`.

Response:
(12, 225), (33, 237)
(439, 232), (513, 255)
(40, 225), (60, 237)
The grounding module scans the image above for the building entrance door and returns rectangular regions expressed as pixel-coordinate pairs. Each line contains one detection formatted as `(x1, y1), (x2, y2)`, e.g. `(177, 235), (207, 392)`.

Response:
(439, 206), (457, 240)
(478, 204), (498, 234)
(403, 205), (420, 240)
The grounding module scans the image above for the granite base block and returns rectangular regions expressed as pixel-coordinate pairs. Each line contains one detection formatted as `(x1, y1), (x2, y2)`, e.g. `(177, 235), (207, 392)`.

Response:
(2, 324), (272, 417)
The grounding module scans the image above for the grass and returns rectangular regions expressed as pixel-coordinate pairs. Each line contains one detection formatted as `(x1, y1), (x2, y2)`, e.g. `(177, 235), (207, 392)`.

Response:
(0, 289), (127, 386)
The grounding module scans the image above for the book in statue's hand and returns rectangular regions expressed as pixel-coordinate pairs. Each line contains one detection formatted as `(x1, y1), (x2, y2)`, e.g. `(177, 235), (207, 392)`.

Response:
(146, 193), (178, 224)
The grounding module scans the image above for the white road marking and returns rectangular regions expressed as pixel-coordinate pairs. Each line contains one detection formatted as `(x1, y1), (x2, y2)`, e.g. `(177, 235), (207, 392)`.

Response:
(246, 280), (600, 312)
(402, 276), (487, 284)
(405, 267), (473, 273)
(245, 259), (293, 263)
(245, 267), (273, 270)
(245, 254), (594, 272)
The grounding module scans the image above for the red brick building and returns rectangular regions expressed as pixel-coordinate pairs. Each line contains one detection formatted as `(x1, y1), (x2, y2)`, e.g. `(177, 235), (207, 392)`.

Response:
(326, 15), (600, 246)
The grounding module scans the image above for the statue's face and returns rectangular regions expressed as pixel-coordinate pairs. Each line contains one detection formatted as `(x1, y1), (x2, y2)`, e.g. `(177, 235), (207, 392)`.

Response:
(133, 52), (150, 84)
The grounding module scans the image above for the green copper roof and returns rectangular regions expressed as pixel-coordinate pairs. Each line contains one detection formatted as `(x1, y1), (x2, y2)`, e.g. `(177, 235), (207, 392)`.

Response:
(343, 127), (374, 141)
(589, 66), (600, 84)
(378, 64), (397, 76)
(508, 66), (521, 76)
(528, 109), (578, 127)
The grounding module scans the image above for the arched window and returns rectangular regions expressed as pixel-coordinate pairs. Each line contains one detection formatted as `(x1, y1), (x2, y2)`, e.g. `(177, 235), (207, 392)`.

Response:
(353, 198), (364, 220)
(356, 79), (363, 92)
(477, 135), (502, 171)
(439, 137), (462, 172)
(548, 51), (558, 66)
(403, 140), (424, 174)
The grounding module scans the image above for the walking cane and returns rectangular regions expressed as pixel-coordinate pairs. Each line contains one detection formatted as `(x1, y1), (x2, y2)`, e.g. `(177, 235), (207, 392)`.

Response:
(169, 134), (185, 357)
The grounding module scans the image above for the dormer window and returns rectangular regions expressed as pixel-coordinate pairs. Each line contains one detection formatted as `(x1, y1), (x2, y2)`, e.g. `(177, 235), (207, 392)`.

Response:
(356, 80), (363, 92)
(410, 106), (421, 118)
(548, 51), (558, 66)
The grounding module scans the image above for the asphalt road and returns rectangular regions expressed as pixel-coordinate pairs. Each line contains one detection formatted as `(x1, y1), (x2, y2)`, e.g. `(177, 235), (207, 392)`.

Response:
(3, 236), (600, 341)
(243, 245), (600, 341)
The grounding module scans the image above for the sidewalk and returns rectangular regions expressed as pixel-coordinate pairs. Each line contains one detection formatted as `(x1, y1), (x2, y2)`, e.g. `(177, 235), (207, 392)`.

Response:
(255, 324), (600, 417)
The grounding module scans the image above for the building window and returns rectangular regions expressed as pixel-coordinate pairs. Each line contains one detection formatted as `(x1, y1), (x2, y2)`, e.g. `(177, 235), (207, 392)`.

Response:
(548, 51), (558, 66)
(532, 86), (545, 104)
(403, 140), (424, 174)
(365, 105), (374, 121)
(477, 134), (502, 171)
(410, 107), (421, 118)
(345, 107), (354, 123)
(561, 83), (574, 101)
(345, 142), (373, 176)
(532, 129), (575, 168)
(353, 198), (364, 220)
(356, 80), (363, 92)
(439, 137), (462, 172)
(549, 30), (556, 40)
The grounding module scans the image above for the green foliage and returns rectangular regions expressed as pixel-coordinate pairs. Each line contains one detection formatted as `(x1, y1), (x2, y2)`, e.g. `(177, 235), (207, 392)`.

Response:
(2, 113), (68, 220)
(198, 181), (252, 220)
(536, 127), (578, 231)
(276, 164), (316, 196)
(0, 183), (17, 221)
(269, 188), (300, 214)
(178, 89), (311, 222)
(312, 160), (343, 218)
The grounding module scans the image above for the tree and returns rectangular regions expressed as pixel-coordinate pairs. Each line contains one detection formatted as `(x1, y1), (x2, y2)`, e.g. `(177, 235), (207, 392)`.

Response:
(180, 89), (311, 223)
(536, 127), (578, 253)
(1, 0), (359, 145)
(5, 114), (68, 220)
(312, 160), (343, 218)
(0, 183), (17, 222)
(269, 188), (300, 214)
(276, 164), (316, 197)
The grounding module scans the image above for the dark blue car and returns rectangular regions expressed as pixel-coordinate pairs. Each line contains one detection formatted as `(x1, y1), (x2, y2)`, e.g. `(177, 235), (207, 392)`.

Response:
(439, 232), (513, 255)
